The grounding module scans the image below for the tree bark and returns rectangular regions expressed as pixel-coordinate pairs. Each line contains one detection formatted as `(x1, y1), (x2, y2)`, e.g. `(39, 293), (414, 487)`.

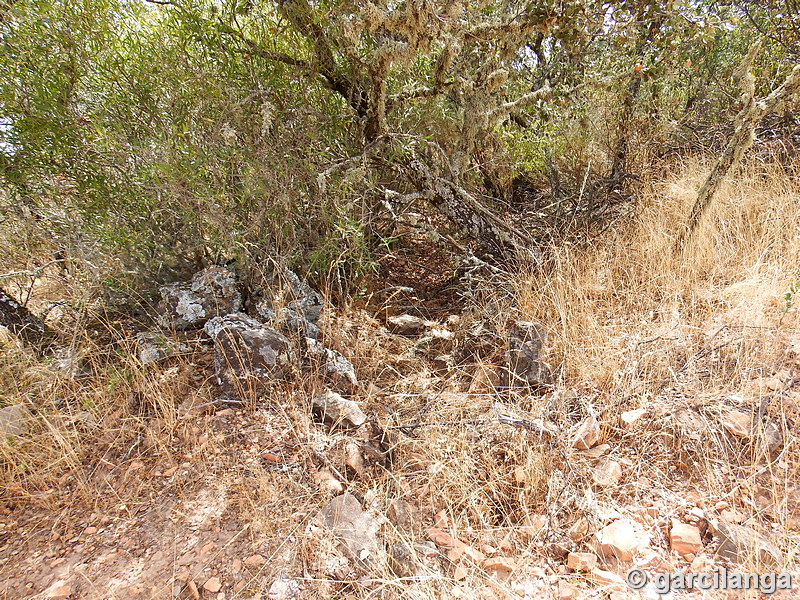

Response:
(676, 59), (800, 251)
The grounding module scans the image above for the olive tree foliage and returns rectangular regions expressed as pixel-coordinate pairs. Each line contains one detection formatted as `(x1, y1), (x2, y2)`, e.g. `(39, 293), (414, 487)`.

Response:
(0, 0), (781, 290)
(0, 0), (343, 281)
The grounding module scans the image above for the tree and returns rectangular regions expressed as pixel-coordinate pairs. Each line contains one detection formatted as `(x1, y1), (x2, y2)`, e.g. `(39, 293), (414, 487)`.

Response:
(677, 43), (800, 249)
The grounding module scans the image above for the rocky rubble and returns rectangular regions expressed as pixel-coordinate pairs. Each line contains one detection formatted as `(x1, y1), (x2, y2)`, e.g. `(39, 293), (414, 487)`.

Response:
(157, 266), (242, 329)
(151, 263), (358, 401)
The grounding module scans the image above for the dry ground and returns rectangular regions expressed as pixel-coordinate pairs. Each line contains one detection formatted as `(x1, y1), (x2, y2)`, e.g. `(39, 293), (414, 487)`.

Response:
(1, 158), (800, 599)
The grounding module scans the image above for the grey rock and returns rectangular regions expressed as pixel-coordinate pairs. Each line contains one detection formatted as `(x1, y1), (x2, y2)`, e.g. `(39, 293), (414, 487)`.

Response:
(387, 314), (435, 336)
(306, 339), (357, 389)
(312, 390), (366, 427)
(455, 320), (500, 363)
(204, 313), (295, 398)
(506, 320), (553, 386)
(267, 575), (300, 600)
(52, 347), (82, 378)
(256, 301), (320, 339)
(319, 493), (382, 566)
(713, 521), (782, 567)
(261, 264), (323, 324)
(0, 404), (31, 438)
(135, 332), (185, 365)
(158, 266), (241, 330)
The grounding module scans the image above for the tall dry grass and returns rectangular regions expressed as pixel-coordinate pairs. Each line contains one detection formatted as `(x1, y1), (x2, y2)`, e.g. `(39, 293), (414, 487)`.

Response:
(1, 157), (799, 597)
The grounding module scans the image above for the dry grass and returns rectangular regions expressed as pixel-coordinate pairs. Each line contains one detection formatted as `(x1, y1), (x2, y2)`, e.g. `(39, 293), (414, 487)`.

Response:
(1, 157), (800, 598)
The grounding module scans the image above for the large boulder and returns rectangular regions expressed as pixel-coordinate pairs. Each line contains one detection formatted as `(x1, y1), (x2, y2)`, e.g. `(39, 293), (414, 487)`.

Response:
(204, 313), (295, 398)
(158, 266), (241, 330)
(506, 320), (553, 387)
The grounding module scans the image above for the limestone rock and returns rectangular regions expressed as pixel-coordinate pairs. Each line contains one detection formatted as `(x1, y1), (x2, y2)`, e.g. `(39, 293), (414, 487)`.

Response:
(670, 520), (703, 559)
(506, 320), (553, 386)
(158, 266), (241, 329)
(204, 313), (294, 397)
(312, 390), (367, 427)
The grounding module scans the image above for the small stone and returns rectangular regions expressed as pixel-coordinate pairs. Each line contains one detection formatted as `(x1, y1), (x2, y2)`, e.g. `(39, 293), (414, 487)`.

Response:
(244, 554), (266, 567)
(572, 415), (601, 450)
(482, 556), (516, 572)
(568, 518), (590, 541)
(567, 552), (597, 572)
(387, 314), (435, 336)
(319, 493), (381, 566)
(720, 509), (745, 523)
(43, 581), (71, 599)
(453, 565), (469, 580)
(582, 443), (611, 459)
(760, 421), (783, 453)
(620, 409), (647, 427)
(313, 470), (344, 493)
(722, 410), (752, 438)
(593, 519), (649, 561)
(305, 339), (358, 389)
(590, 567), (626, 590)
(593, 459), (623, 487)
(519, 514), (548, 541)
(558, 580), (579, 600)
(688, 507), (705, 521)
(689, 554), (714, 573)
(312, 390), (367, 427)
(670, 521), (703, 558)
(203, 577), (222, 593)
(267, 575), (300, 600)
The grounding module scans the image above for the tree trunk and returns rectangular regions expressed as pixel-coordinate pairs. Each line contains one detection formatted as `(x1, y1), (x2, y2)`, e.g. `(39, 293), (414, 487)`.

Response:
(676, 61), (800, 250)
(406, 158), (533, 257)
(0, 286), (48, 346)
